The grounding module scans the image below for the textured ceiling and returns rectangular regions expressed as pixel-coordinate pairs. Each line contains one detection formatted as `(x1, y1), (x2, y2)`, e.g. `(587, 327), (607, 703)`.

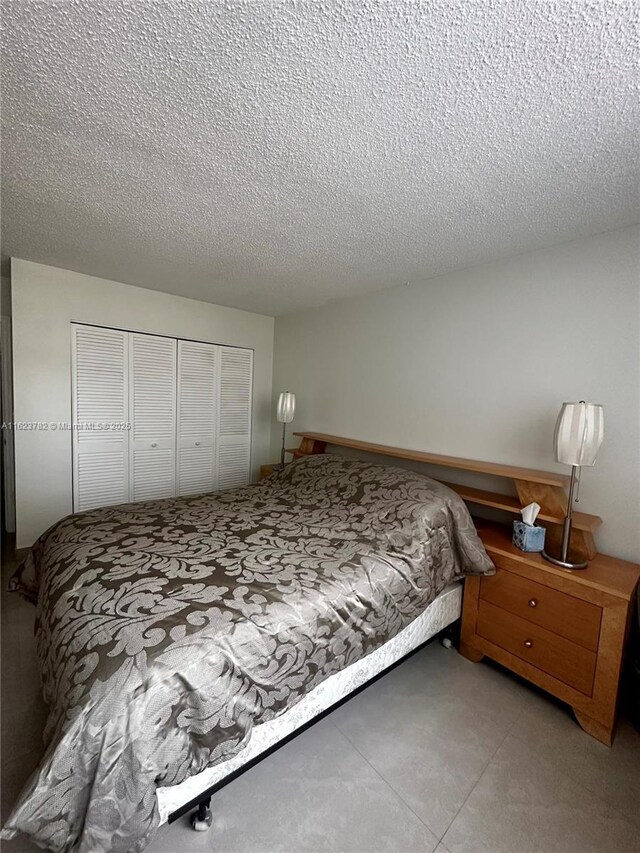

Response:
(1, 1), (638, 316)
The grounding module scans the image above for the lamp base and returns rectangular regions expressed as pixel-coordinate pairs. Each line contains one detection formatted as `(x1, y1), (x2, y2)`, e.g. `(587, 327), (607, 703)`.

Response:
(541, 549), (588, 570)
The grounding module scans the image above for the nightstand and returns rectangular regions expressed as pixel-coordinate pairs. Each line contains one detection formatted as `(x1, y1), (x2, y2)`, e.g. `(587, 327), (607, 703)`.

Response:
(460, 522), (640, 745)
(259, 463), (284, 480)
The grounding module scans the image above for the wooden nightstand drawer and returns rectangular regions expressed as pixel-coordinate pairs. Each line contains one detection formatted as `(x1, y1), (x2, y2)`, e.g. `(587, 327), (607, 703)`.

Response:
(477, 600), (597, 695)
(480, 568), (601, 651)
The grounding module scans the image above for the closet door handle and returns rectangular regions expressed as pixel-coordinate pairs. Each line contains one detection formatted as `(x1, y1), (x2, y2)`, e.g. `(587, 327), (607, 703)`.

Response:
(195, 441), (201, 446)
(151, 442), (157, 448)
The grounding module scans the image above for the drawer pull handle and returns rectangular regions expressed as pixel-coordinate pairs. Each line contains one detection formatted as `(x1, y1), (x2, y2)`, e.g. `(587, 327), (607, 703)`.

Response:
(524, 639), (533, 649)
(151, 442), (158, 448)
(195, 441), (201, 446)
(528, 599), (537, 608)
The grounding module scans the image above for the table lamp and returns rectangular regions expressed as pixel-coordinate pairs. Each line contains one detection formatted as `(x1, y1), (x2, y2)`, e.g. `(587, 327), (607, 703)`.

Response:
(542, 401), (604, 570)
(276, 391), (296, 469)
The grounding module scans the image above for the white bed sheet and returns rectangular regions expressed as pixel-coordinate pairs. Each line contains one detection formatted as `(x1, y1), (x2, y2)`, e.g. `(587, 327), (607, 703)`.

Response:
(157, 581), (463, 822)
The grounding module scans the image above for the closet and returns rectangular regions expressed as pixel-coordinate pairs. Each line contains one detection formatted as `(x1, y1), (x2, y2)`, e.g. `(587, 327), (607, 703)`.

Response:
(71, 323), (253, 512)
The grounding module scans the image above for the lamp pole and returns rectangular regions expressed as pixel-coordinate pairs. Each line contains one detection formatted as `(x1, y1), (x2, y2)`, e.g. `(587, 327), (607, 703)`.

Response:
(280, 421), (287, 469)
(543, 463), (587, 570)
(560, 464), (579, 563)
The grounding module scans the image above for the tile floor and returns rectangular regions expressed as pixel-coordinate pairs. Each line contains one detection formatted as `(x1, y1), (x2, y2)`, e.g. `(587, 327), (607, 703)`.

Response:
(2, 551), (639, 853)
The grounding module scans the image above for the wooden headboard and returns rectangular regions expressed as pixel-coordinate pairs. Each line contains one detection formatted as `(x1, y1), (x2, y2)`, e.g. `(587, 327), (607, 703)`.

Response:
(287, 432), (601, 561)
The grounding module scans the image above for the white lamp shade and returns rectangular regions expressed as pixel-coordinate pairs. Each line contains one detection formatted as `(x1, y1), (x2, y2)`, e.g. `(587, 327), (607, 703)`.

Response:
(276, 391), (296, 424)
(553, 402), (604, 467)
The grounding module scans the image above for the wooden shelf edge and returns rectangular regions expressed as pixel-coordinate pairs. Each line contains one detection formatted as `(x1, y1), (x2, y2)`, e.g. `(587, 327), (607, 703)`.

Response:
(292, 432), (571, 487)
(441, 481), (602, 533)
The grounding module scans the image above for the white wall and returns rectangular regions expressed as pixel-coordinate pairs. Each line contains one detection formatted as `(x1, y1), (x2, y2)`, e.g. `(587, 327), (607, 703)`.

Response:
(12, 260), (274, 548)
(272, 226), (640, 561)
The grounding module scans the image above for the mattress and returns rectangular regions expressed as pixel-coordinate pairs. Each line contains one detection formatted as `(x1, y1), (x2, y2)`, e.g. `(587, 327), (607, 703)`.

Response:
(158, 581), (463, 822)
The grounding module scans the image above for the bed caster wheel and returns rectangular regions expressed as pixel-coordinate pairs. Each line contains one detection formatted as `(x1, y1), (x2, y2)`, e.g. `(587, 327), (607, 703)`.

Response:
(190, 799), (213, 832)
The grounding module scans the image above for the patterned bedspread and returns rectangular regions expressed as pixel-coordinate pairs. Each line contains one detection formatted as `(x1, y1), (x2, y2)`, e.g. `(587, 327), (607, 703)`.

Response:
(2, 454), (493, 852)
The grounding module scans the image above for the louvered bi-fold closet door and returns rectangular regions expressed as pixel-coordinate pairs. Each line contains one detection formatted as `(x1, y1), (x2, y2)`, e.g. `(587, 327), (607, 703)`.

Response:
(129, 334), (177, 502)
(72, 325), (129, 512)
(176, 340), (218, 496)
(217, 347), (253, 489)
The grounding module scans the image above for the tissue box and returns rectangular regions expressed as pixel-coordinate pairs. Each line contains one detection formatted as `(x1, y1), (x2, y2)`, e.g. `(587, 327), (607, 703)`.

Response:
(512, 521), (546, 552)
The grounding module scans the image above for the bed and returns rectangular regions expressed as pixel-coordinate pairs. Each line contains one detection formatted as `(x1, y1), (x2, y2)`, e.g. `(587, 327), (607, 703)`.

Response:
(2, 453), (494, 853)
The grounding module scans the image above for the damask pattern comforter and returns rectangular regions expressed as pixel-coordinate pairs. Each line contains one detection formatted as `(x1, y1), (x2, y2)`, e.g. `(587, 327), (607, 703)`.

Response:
(2, 454), (494, 852)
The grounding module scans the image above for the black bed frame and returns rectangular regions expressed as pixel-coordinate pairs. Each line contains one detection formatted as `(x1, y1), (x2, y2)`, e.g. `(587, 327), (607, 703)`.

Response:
(168, 619), (460, 824)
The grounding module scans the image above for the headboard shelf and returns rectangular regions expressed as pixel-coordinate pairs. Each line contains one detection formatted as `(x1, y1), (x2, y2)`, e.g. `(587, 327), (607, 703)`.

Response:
(440, 481), (601, 534)
(289, 431), (602, 560)
(291, 432), (569, 486)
